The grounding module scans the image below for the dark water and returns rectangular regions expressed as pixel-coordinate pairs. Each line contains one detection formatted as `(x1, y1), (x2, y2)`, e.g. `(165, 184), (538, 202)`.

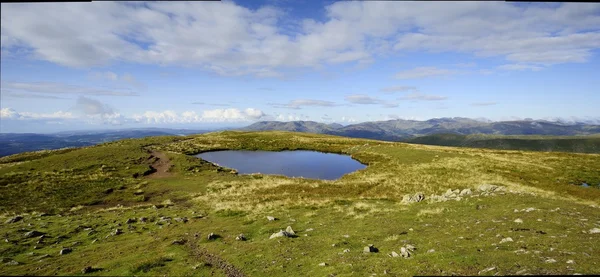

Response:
(196, 150), (366, 180)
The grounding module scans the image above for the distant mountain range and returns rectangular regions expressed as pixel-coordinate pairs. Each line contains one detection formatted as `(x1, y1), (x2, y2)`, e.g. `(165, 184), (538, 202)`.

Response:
(0, 128), (209, 157)
(241, 118), (600, 141)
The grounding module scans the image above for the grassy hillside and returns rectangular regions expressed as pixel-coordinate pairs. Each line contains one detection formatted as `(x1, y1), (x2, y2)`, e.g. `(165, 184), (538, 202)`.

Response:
(404, 133), (600, 153)
(1, 131), (599, 276)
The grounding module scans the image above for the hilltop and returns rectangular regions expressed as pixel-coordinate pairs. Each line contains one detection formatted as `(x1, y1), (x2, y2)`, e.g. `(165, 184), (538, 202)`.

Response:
(242, 118), (600, 142)
(1, 131), (599, 276)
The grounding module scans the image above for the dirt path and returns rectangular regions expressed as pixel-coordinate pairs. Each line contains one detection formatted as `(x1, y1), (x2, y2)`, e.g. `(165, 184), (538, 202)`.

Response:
(145, 151), (173, 178)
(187, 238), (246, 277)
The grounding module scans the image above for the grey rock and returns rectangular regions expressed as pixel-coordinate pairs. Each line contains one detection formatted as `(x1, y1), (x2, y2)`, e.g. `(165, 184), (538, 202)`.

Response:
(139, 217), (148, 223)
(174, 217), (188, 223)
(318, 262), (328, 266)
(269, 230), (294, 239)
(459, 189), (472, 196)
(402, 192), (425, 204)
(6, 260), (19, 265)
(589, 228), (600, 234)
(60, 248), (72, 255)
(5, 216), (23, 224)
(235, 234), (246, 241)
(112, 228), (123, 236)
(24, 230), (45, 238)
(82, 266), (93, 274)
(125, 218), (136, 224)
(207, 233), (218, 240)
(266, 216), (277, 221)
(400, 247), (410, 258)
(389, 251), (400, 258)
(171, 239), (186, 245)
(364, 244), (378, 253)
(285, 226), (296, 236)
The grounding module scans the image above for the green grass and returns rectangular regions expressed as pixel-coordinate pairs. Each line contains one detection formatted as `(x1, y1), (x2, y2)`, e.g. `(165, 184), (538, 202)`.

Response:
(404, 133), (600, 153)
(1, 131), (599, 276)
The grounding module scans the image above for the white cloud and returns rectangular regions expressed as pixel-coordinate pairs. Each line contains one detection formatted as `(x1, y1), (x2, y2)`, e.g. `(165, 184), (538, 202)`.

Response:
(380, 86), (418, 93)
(269, 99), (338, 109)
(91, 71), (145, 89)
(132, 108), (266, 124)
(497, 64), (545, 71)
(345, 94), (383, 105)
(3, 2), (598, 76)
(394, 66), (456, 79)
(398, 92), (447, 101)
(1, 107), (75, 120)
(1, 81), (138, 96)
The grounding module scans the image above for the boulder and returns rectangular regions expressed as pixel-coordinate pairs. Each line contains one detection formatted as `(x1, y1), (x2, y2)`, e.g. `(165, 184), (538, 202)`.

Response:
(174, 217), (188, 223)
(235, 234), (246, 241)
(400, 247), (410, 258)
(266, 216), (277, 221)
(401, 192), (425, 204)
(459, 189), (472, 196)
(60, 248), (72, 255)
(24, 230), (44, 238)
(269, 230), (294, 239)
(514, 218), (523, 224)
(318, 262), (328, 266)
(589, 228), (600, 234)
(500, 237), (513, 244)
(207, 233), (218, 240)
(363, 244), (378, 253)
(5, 216), (23, 224)
(389, 251), (400, 258)
(285, 226), (296, 236)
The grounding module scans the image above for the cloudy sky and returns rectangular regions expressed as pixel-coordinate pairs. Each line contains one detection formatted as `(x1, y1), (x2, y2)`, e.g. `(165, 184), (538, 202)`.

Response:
(1, 1), (599, 133)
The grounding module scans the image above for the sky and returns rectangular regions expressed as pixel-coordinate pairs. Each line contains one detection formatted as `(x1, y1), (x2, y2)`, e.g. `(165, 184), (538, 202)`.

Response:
(1, 1), (599, 133)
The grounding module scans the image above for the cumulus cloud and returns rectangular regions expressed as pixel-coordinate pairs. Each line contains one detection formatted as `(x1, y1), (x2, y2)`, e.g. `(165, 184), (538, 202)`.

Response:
(132, 108), (266, 124)
(398, 92), (447, 101)
(394, 67), (456, 79)
(1, 81), (138, 96)
(2, 2), (598, 76)
(1, 107), (75, 120)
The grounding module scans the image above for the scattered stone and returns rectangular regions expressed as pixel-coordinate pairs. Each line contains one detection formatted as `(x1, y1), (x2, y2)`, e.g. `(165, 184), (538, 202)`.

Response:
(112, 228), (123, 236)
(35, 254), (50, 260)
(389, 251), (400, 258)
(235, 234), (246, 241)
(285, 226), (296, 236)
(400, 247), (410, 258)
(134, 189), (144, 195)
(524, 207), (536, 212)
(6, 260), (19, 266)
(266, 216), (277, 221)
(427, 249), (435, 253)
(500, 237), (513, 244)
(125, 218), (136, 224)
(171, 239), (186, 245)
(318, 262), (328, 266)
(514, 218), (523, 224)
(567, 260), (575, 264)
(5, 216), (23, 224)
(59, 248), (72, 255)
(402, 192), (425, 204)
(459, 189), (472, 196)
(478, 267), (496, 274)
(545, 258), (557, 263)
(364, 244), (378, 253)
(269, 230), (294, 239)
(174, 217), (188, 223)
(139, 217), (148, 223)
(405, 244), (416, 252)
(478, 184), (500, 192)
(343, 249), (350, 253)
(305, 228), (314, 232)
(207, 233), (218, 240)
(103, 188), (114, 194)
(24, 230), (45, 238)
(589, 228), (600, 234)
(82, 266), (93, 274)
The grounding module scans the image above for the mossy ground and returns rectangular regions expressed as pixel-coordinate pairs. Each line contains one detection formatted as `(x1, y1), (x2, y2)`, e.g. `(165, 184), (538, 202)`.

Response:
(1, 131), (599, 276)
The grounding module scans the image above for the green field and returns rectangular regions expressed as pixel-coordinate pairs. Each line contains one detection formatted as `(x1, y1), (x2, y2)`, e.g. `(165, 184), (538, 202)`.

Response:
(404, 133), (600, 154)
(1, 131), (599, 276)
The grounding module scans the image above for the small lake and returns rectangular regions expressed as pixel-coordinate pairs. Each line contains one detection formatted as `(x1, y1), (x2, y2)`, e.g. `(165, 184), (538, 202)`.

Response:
(196, 150), (366, 180)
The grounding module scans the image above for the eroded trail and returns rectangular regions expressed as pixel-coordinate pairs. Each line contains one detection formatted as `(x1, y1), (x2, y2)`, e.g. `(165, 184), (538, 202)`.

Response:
(146, 151), (173, 178)
(187, 237), (246, 277)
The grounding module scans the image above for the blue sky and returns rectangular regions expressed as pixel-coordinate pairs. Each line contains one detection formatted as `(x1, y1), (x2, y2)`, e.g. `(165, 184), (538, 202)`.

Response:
(1, 1), (599, 133)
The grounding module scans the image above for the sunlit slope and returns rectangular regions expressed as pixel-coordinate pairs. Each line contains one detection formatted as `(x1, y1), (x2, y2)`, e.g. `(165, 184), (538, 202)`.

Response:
(1, 131), (599, 276)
